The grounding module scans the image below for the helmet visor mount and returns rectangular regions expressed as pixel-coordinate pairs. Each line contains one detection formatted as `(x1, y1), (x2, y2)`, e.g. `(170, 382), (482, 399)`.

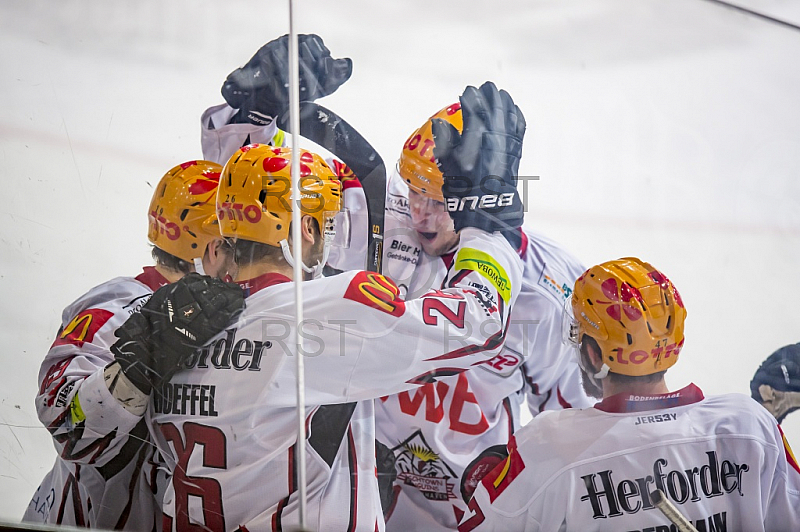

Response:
(331, 208), (351, 249)
(562, 295), (581, 350)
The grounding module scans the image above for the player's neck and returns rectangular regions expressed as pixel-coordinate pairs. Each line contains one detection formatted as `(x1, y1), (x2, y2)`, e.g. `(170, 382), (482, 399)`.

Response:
(154, 264), (186, 283)
(236, 260), (294, 283)
(602, 378), (670, 399)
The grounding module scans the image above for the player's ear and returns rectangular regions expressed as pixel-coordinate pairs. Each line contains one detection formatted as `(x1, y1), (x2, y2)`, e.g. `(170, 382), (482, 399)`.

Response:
(205, 238), (226, 261)
(583, 336), (603, 373)
(300, 215), (317, 245)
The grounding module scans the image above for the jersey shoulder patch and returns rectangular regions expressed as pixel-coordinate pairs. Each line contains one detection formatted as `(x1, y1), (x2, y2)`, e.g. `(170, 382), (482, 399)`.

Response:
(535, 262), (574, 306)
(477, 351), (524, 377)
(454, 248), (512, 303)
(52, 308), (114, 348)
(343, 271), (406, 317)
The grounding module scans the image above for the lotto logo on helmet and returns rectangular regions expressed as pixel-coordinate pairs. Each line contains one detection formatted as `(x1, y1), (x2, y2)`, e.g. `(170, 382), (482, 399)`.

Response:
(150, 210), (181, 241)
(217, 202), (262, 223)
(446, 193), (515, 212)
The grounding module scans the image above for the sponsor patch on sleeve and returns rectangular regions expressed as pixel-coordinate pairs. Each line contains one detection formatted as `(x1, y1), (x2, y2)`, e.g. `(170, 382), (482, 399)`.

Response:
(343, 271), (406, 317)
(52, 308), (114, 348)
(480, 436), (525, 503)
(454, 248), (511, 303)
(537, 263), (574, 303)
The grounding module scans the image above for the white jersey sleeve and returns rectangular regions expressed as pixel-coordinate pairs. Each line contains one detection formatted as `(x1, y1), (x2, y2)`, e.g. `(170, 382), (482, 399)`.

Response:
(459, 386), (800, 532)
(200, 104), (284, 165)
(24, 268), (168, 530)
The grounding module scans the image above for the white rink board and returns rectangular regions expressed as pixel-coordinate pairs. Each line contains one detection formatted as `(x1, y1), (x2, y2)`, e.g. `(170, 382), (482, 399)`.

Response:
(1, 0), (799, 522)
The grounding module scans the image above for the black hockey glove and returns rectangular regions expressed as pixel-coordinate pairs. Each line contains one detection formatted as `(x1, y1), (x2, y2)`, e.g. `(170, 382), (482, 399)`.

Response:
(111, 273), (245, 394)
(750, 342), (800, 423)
(222, 34), (353, 126)
(432, 81), (526, 234)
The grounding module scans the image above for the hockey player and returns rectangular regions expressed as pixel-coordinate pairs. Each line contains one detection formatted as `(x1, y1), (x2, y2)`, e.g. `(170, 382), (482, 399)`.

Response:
(373, 104), (593, 531)
(25, 160), (242, 530)
(147, 82), (527, 531)
(751, 342), (800, 423)
(459, 258), (800, 532)
(202, 36), (593, 529)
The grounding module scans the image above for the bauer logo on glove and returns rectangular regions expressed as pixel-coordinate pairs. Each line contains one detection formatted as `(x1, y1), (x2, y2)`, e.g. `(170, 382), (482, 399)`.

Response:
(445, 189), (516, 213)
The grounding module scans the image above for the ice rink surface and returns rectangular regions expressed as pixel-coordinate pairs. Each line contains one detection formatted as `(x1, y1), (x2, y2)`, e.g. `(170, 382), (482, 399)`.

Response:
(1, 0), (799, 522)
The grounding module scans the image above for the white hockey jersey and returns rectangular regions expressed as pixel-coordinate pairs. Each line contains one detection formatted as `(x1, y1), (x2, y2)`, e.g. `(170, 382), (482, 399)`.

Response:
(149, 228), (524, 532)
(24, 267), (170, 530)
(459, 384), (800, 532)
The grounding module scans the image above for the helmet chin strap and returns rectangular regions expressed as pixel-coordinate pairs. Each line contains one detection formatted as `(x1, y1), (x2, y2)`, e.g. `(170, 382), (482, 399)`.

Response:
(193, 257), (206, 276)
(279, 238), (332, 279)
(578, 354), (610, 390)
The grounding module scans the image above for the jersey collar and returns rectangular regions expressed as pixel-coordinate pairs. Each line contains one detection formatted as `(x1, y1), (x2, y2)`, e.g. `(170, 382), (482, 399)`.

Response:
(594, 383), (705, 413)
(517, 229), (528, 259)
(135, 266), (171, 291)
(237, 272), (292, 297)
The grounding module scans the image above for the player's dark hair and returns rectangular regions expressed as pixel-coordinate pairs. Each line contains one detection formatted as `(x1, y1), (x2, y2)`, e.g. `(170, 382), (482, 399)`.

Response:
(233, 239), (285, 266)
(233, 220), (321, 268)
(151, 246), (192, 274)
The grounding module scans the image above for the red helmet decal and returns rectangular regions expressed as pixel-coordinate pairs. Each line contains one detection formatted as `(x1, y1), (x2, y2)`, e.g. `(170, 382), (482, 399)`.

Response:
(263, 156), (289, 173)
(599, 278), (642, 322)
(188, 176), (220, 196)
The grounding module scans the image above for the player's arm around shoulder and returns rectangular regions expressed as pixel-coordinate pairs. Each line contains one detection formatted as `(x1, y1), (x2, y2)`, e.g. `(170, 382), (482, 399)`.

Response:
(298, 233), (522, 403)
(36, 277), (153, 462)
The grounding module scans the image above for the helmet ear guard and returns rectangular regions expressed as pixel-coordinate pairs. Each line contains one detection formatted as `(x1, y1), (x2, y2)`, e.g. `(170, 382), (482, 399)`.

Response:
(148, 160), (223, 264)
(397, 103), (463, 202)
(568, 258), (687, 378)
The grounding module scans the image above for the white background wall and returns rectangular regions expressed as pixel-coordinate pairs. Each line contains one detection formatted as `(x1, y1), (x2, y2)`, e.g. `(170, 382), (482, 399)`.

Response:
(1, 0), (799, 522)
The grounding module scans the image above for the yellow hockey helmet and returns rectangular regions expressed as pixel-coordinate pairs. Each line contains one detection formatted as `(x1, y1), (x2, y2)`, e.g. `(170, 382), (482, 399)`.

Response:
(218, 144), (342, 246)
(570, 258), (687, 377)
(148, 160), (222, 262)
(397, 102), (463, 202)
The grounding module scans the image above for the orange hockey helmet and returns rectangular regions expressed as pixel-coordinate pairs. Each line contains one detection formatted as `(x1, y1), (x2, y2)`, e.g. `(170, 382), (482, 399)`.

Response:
(397, 102), (463, 202)
(218, 144), (342, 248)
(148, 160), (222, 263)
(568, 258), (687, 378)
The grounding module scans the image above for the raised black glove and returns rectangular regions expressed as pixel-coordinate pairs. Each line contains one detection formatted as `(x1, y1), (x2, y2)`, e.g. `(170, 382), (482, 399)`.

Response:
(750, 342), (800, 423)
(432, 81), (526, 234)
(111, 273), (245, 394)
(222, 34), (352, 125)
